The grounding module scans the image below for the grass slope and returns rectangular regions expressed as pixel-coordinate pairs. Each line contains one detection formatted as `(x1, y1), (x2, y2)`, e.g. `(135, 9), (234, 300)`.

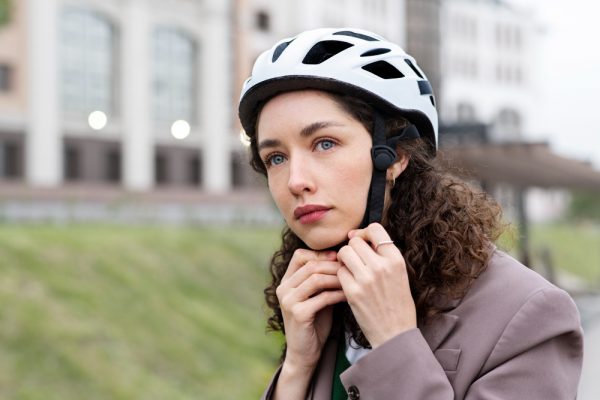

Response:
(1, 222), (596, 399)
(0, 225), (282, 400)
(531, 222), (600, 286)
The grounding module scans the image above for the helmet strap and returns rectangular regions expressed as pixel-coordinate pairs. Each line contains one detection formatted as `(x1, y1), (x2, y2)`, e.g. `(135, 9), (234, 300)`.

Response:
(361, 111), (394, 227)
(360, 114), (421, 228)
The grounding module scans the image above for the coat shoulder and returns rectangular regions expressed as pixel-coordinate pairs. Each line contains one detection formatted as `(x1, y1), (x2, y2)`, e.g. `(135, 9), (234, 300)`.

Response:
(466, 249), (560, 307)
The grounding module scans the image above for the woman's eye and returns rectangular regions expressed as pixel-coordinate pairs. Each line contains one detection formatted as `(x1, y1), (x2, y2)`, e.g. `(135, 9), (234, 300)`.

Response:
(315, 139), (336, 151)
(266, 154), (286, 167)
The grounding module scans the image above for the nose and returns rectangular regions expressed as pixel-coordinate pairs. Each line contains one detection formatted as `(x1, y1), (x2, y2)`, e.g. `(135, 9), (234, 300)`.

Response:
(287, 155), (315, 195)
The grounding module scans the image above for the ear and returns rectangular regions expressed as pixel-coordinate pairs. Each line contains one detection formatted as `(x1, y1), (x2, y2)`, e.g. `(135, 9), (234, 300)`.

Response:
(387, 153), (409, 180)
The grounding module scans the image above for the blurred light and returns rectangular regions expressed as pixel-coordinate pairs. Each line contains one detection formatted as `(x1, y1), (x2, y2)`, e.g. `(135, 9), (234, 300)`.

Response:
(88, 111), (107, 130)
(239, 129), (251, 147)
(171, 120), (191, 140)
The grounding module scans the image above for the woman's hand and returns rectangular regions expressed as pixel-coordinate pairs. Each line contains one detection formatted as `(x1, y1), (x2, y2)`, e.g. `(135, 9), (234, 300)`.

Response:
(336, 223), (417, 348)
(277, 249), (347, 371)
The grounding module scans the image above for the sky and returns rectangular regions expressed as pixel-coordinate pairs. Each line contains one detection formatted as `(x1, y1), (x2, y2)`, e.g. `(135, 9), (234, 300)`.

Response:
(507, 0), (600, 168)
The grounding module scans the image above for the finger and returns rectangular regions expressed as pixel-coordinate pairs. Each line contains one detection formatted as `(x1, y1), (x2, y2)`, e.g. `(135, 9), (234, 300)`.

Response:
(282, 249), (337, 282)
(290, 273), (344, 303)
(337, 266), (360, 296)
(337, 244), (368, 279)
(295, 290), (347, 318)
(286, 261), (343, 289)
(350, 223), (398, 256)
(347, 236), (380, 267)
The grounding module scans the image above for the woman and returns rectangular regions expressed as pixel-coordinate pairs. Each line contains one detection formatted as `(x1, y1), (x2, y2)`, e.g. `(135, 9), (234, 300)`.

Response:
(238, 28), (583, 399)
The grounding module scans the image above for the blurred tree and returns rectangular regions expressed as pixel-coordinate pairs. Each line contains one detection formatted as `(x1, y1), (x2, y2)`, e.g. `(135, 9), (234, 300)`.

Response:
(569, 191), (600, 221)
(0, 0), (10, 26)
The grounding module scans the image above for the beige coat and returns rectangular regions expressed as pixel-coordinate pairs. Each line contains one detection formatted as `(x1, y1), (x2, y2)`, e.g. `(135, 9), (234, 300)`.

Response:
(262, 250), (584, 399)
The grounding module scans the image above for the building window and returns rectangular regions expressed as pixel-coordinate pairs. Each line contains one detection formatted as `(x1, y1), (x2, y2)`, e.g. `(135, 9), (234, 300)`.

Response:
(496, 109), (522, 139)
(188, 154), (201, 186)
(64, 144), (81, 181)
(454, 15), (477, 43)
(514, 28), (522, 50)
(256, 10), (270, 32)
(0, 141), (22, 179)
(152, 27), (197, 127)
(155, 152), (168, 184)
(0, 64), (12, 92)
(105, 147), (121, 183)
(231, 152), (244, 187)
(515, 67), (523, 84)
(60, 8), (116, 118)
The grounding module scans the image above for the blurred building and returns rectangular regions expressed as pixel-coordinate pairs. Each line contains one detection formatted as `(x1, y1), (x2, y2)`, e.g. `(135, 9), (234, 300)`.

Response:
(0, 0), (541, 197)
(0, 0), (408, 194)
(405, 0), (442, 113)
(438, 0), (539, 141)
(0, 0), (233, 193)
(0, 0), (26, 181)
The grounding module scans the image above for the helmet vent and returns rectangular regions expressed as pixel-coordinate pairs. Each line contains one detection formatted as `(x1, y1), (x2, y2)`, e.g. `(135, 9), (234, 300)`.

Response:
(362, 61), (404, 79)
(418, 80), (433, 95)
(333, 30), (379, 41)
(272, 39), (294, 62)
(302, 40), (354, 64)
(430, 96), (435, 107)
(361, 48), (391, 57)
(404, 59), (424, 79)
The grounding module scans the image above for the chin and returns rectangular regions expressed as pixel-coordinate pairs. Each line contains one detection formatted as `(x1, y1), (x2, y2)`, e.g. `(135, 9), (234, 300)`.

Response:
(295, 226), (349, 251)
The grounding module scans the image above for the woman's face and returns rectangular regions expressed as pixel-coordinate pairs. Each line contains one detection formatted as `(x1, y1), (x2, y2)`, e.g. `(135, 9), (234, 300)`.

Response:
(256, 90), (373, 250)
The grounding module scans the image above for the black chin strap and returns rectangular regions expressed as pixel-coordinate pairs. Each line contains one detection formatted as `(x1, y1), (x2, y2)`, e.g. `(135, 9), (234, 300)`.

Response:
(360, 112), (421, 227)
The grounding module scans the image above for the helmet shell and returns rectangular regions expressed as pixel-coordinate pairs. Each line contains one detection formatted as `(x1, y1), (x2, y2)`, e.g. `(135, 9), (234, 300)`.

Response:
(238, 27), (438, 153)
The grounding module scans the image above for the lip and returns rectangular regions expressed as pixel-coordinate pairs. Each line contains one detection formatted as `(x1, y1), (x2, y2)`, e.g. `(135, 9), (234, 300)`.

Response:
(294, 204), (331, 224)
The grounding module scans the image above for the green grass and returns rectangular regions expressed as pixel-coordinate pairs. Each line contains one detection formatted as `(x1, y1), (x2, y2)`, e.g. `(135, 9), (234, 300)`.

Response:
(496, 222), (600, 287)
(0, 222), (597, 399)
(530, 222), (600, 286)
(0, 224), (283, 400)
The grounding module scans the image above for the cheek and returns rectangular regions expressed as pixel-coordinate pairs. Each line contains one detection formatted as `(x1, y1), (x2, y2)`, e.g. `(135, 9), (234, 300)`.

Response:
(267, 173), (290, 208)
(334, 153), (372, 203)
(267, 174), (281, 198)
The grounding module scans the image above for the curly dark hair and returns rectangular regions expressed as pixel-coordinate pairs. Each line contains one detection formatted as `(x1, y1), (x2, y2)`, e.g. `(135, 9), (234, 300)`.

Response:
(248, 91), (505, 356)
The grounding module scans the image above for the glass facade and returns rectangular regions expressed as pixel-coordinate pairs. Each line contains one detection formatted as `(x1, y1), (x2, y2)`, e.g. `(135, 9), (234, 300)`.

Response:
(60, 7), (116, 117)
(151, 27), (196, 126)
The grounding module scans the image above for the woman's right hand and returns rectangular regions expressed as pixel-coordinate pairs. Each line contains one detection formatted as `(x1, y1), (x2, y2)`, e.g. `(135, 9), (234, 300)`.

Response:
(277, 249), (346, 373)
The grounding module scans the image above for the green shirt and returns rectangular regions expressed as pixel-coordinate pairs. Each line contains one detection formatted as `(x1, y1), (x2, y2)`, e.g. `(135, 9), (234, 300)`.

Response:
(331, 337), (351, 400)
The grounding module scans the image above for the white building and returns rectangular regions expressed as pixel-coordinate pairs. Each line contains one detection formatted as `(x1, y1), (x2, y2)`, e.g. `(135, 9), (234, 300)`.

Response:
(1, 0), (410, 193)
(1, 0), (233, 192)
(439, 0), (541, 141)
(2, 0), (554, 204)
(437, 0), (569, 224)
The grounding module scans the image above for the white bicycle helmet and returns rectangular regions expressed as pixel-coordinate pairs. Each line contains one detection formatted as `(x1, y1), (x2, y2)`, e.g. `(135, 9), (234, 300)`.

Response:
(238, 27), (439, 226)
(239, 27), (438, 152)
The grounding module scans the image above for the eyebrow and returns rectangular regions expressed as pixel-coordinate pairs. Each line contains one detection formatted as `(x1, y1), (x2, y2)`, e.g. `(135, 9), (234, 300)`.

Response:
(258, 121), (344, 152)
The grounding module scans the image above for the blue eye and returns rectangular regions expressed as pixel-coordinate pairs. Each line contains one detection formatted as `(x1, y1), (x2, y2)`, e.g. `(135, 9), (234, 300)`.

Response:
(266, 154), (285, 167)
(316, 139), (336, 151)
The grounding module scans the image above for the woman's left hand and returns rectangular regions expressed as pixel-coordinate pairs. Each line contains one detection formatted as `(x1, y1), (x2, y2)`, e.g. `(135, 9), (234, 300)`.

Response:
(336, 223), (417, 348)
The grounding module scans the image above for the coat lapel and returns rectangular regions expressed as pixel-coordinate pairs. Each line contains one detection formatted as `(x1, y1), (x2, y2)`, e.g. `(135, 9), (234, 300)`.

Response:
(310, 337), (338, 399)
(420, 313), (459, 352)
